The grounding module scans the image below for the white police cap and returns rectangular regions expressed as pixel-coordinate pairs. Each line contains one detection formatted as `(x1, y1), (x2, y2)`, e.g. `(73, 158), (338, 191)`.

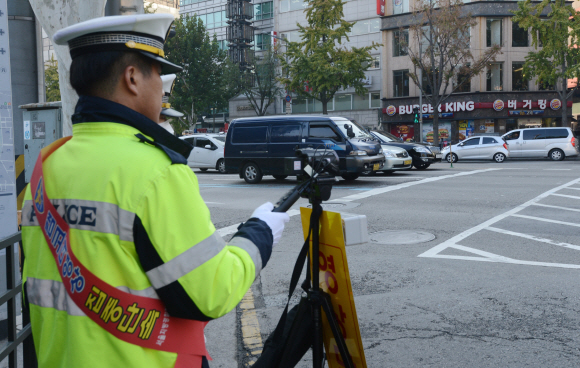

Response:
(53, 14), (182, 74)
(160, 74), (184, 118)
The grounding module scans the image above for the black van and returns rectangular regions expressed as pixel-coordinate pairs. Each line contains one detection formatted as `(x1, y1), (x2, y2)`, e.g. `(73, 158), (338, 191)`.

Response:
(224, 115), (385, 183)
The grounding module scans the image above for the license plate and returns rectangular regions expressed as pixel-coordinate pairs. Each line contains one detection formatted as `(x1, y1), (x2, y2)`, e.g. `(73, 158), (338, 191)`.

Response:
(404, 160), (412, 165)
(373, 163), (380, 171)
(436, 154), (442, 158)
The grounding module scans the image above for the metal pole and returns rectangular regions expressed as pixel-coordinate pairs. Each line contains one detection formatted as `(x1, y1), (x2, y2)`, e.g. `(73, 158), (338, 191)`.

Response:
(213, 108), (216, 133)
(418, 41), (423, 143)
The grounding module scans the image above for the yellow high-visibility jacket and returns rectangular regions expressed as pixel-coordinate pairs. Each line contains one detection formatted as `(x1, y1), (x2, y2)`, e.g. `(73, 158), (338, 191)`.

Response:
(21, 96), (273, 368)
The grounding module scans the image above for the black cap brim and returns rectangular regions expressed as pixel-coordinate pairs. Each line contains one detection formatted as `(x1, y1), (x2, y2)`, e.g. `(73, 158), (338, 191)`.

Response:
(161, 108), (184, 118)
(140, 51), (183, 74)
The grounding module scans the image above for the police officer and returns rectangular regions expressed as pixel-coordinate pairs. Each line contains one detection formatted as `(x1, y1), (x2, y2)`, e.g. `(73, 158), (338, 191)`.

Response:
(159, 74), (182, 134)
(21, 14), (289, 368)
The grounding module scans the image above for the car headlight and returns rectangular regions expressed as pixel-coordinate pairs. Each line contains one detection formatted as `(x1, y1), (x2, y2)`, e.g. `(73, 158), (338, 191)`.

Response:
(349, 150), (367, 156)
(379, 148), (383, 154)
(414, 146), (431, 153)
(383, 150), (396, 158)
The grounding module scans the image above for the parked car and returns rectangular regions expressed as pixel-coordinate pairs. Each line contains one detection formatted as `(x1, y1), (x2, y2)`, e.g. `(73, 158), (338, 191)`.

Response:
(224, 116), (386, 183)
(442, 136), (509, 163)
(369, 131), (441, 169)
(363, 144), (412, 174)
(501, 127), (578, 161)
(180, 134), (226, 173)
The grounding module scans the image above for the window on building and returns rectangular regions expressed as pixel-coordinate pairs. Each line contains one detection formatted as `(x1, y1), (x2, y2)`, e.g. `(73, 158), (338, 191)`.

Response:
(512, 22), (528, 47)
(456, 64), (471, 93)
(421, 69), (435, 95)
(218, 40), (228, 51)
(371, 92), (381, 108)
(196, 10), (226, 29)
(486, 18), (502, 47)
(459, 25), (470, 48)
(280, 0), (307, 12)
(512, 62), (528, 91)
(292, 96), (308, 113)
(393, 0), (409, 14)
(538, 79), (554, 90)
(335, 94), (352, 110)
(367, 55), (381, 69)
(254, 33), (272, 51)
(393, 30), (408, 57)
(393, 70), (409, 97)
(353, 94), (370, 110)
(349, 19), (381, 36)
(254, 2), (273, 20)
(486, 63), (503, 91)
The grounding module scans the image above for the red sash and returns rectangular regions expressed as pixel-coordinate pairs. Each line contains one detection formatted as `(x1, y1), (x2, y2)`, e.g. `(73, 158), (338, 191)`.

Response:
(30, 137), (210, 368)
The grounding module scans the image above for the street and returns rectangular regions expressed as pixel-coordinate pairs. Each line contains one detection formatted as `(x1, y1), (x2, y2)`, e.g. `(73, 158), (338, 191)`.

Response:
(198, 158), (580, 368)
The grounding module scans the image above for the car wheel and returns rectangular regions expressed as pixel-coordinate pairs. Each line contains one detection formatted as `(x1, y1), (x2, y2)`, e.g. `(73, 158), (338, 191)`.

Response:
(361, 170), (376, 176)
(216, 159), (226, 174)
(493, 153), (506, 163)
(446, 153), (458, 163)
(549, 148), (565, 161)
(242, 162), (263, 184)
(199, 168), (208, 172)
(341, 173), (359, 181)
(383, 170), (394, 175)
(273, 175), (288, 180)
(414, 163), (430, 170)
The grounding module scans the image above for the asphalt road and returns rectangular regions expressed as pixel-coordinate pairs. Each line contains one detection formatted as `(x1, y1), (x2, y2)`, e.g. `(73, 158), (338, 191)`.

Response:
(196, 157), (580, 368)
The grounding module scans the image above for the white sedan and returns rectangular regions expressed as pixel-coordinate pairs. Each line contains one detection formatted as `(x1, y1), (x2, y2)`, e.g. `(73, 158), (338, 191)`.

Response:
(180, 134), (226, 173)
(442, 136), (510, 163)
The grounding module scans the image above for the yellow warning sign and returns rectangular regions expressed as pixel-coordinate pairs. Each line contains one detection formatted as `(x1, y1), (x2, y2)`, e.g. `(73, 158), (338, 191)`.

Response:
(300, 207), (367, 368)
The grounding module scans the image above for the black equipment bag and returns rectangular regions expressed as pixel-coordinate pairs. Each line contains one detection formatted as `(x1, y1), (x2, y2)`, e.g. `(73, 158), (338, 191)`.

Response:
(253, 206), (321, 368)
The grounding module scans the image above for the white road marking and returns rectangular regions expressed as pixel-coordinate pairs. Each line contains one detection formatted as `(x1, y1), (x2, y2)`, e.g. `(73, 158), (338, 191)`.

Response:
(551, 193), (580, 200)
(332, 168), (501, 203)
(511, 214), (580, 228)
(205, 202), (224, 205)
(419, 177), (580, 268)
(486, 226), (580, 251)
(545, 169), (572, 171)
(216, 169), (501, 237)
(564, 187), (580, 191)
(531, 203), (580, 213)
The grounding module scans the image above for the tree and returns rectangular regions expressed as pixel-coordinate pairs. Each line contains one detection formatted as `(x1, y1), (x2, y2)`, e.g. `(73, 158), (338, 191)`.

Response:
(406, 0), (501, 145)
(242, 46), (284, 116)
(45, 54), (61, 102)
(165, 14), (239, 135)
(513, 0), (580, 127)
(278, 0), (379, 114)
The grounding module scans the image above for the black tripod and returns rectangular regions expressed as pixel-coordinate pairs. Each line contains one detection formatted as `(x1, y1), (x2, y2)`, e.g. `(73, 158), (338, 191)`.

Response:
(306, 197), (355, 368)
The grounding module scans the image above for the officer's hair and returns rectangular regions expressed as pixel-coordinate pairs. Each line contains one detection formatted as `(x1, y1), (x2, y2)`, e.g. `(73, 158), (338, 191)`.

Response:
(70, 51), (154, 97)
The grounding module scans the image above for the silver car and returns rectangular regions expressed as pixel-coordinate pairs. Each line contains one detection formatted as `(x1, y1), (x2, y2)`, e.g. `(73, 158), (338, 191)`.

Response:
(442, 136), (510, 163)
(502, 127), (579, 161)
(363, 144), (412, 174)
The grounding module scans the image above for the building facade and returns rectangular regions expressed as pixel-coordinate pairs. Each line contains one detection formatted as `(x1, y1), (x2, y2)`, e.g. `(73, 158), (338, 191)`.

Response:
(380, 1), (576, 143)
(181, 0), (384, 127)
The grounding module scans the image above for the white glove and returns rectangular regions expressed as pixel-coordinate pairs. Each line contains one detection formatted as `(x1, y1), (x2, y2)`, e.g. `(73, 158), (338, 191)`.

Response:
(251, 202), (290, 245)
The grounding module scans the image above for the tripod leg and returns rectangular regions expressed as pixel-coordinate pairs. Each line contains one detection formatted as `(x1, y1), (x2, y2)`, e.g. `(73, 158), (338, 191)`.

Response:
(311, 201), (324, 368)
(320, 293), (355, 368)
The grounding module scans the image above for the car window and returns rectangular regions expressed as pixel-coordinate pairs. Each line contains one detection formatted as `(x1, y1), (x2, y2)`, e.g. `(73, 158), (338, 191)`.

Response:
(232, 126), (269, 144)
(331, 118), (372, 139)
(482, 137), (497, 145)
(271, 125), (302, 143)
(371, 131), (395, 143)
(463, 138), (480, 146)
(183, 137), (194, 145)
(504, 131), (520, 140)
(196, 138), (216, 149)
(309, 125), (342, 141)
(213, 136), (226, 143)
(523, 129), (546, 140)
(545, 128), (569, 139)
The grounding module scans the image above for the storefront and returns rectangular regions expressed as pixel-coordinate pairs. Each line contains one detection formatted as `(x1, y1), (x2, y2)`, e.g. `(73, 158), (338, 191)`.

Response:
(381, 93), (572, 143)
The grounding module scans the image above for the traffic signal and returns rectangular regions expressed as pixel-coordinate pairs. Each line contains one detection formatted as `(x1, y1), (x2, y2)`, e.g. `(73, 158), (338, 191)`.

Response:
(413, 107), (419, 124)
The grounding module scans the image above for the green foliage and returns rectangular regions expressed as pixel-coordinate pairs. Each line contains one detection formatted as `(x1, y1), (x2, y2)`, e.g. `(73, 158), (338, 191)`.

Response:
(44, 54), (61, 102)
(513, 0), (580, 125)
(242, 46), (284, 116)
(278, 0), (379, 114)
(144, 1), (157, 14)
(165, 14), (238, 135)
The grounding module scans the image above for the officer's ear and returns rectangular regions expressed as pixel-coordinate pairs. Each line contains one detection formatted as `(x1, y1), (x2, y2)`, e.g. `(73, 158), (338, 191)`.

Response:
(122, 65), (140, 96)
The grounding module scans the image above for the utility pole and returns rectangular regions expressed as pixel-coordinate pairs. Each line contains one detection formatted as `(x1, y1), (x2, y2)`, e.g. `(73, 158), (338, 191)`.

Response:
(418, 40), (423, 142)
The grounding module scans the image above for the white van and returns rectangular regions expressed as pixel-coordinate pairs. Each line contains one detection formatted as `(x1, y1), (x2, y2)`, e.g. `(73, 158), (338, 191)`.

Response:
(502, 127), (578, 161)
(180, 134), (226, 173)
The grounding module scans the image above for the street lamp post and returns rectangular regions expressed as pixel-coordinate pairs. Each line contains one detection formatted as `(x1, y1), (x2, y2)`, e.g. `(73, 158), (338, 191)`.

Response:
(211, 107), (217, 133)
(271, 34), (290, 114)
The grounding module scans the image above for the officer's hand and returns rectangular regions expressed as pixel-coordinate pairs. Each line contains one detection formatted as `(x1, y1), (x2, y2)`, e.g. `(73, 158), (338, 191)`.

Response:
(251, 202), (290, 245)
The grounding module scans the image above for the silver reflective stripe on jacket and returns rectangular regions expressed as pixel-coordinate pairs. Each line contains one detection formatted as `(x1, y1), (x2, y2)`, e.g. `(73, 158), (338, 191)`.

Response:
(26, 277), (158, 316)
(228, 236), (262, 278)
(22, 199), (135, 242)
(146, 231), (226, 289)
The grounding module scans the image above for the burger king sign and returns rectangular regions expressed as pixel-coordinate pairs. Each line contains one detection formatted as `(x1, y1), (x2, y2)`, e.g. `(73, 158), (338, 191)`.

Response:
(386, 105), (397, 116)
(493, 99), (504, 112)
